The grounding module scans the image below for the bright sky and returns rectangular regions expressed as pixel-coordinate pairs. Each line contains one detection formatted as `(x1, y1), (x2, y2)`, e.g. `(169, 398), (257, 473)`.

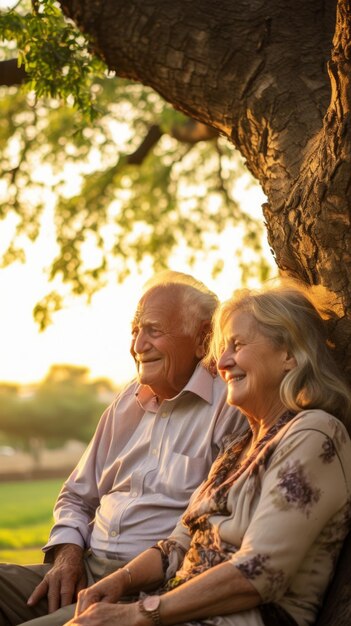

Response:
(0, 0), (17, 11)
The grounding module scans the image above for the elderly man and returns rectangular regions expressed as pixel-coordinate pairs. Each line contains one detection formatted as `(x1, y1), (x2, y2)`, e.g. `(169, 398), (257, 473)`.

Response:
(0, 271), (245, 626)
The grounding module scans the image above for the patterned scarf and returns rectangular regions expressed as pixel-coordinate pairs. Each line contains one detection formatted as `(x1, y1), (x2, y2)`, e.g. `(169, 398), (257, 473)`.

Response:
(184, 409), (297, 527)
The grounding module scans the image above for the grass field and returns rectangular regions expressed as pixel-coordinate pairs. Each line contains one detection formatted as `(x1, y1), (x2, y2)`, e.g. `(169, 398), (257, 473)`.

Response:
(0, 479), (63, 564)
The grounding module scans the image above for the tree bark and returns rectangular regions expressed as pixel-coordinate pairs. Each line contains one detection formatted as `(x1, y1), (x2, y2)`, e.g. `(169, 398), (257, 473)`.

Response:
(58, 0), (351, 369)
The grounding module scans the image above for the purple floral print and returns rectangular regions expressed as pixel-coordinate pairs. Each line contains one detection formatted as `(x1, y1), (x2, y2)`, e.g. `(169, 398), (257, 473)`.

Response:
(320, 436), (337, 463)
(237, 553), (269, 578)
(275, 459), (321, 515)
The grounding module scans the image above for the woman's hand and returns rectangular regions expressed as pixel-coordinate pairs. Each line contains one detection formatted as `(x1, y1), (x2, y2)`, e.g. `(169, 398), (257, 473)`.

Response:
(75, 569), (127, 616)
(65, 601), (144, 626)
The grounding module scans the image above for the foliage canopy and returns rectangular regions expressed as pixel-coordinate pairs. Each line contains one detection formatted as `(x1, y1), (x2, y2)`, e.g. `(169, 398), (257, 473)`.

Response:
(0, 0), (271, 328)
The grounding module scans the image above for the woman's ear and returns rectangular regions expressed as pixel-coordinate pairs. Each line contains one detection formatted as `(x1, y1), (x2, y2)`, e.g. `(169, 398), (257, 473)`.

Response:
(284, 350), (297, 372)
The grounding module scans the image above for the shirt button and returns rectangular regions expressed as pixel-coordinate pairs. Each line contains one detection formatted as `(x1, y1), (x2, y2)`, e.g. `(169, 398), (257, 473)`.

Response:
(152, 448), (158, 456)
(110, 530), (117, 537)
(161, 412), (168, 418)
(131, 491), (138, 497)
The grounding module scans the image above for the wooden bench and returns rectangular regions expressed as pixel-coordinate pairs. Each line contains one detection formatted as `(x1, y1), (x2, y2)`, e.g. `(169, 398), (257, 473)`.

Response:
(315, 530), (351, 625)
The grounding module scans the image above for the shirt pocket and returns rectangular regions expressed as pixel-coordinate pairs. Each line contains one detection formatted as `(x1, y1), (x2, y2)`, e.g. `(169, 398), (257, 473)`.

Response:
(159, 451), (208, 500)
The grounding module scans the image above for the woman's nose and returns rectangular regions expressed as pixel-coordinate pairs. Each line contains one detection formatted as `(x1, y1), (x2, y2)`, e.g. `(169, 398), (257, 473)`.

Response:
(217, 348), (235, 371)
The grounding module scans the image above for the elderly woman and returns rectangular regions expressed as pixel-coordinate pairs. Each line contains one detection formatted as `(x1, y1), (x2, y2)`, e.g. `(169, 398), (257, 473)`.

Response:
(66, 284), (351, 626)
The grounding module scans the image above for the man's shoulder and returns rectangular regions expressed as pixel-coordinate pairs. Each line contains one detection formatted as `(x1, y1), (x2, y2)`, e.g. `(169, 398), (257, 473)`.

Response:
(184, 364), (226, 404)
(107, 378), (141, 414)
(124, 378), (140, 393)
(209, 371), (236, 407)
(211, 371), (229, 396)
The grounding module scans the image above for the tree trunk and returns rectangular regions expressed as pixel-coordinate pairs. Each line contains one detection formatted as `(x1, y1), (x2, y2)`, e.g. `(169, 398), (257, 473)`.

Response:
(58, 1), (351, 342)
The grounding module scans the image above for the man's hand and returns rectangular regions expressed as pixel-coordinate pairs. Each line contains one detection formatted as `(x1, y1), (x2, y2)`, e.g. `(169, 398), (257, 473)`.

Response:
(75, 569), (128, 616)
(27, 544), (86, 613)
(65, 602), (142, 626)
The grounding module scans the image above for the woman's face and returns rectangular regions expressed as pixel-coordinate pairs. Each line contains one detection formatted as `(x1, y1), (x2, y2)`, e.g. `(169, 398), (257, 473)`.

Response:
(217, 310), (295, 419)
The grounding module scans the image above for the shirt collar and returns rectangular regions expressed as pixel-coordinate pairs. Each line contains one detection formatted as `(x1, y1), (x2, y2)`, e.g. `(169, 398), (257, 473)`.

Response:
(135, 362), (215, 412)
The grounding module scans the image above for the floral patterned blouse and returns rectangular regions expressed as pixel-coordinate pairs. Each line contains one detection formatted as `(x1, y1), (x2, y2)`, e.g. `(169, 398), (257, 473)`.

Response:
(160, 409), (351, 626)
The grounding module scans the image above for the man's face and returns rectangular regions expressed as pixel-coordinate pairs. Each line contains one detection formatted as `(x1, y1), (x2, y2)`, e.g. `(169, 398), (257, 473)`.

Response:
(131, 288), (204, 400)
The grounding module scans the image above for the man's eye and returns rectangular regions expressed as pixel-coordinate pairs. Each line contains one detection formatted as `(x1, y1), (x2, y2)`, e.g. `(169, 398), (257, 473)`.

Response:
(233, 342), (242, 351)
(149, 327), (162, 337)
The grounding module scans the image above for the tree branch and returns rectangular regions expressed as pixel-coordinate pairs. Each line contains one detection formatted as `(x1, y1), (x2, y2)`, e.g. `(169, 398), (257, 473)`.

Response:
(126, 119), (217, 165)
(0, 58), (27, 87)
(58, 0), (337, 231)
(127, 124), (163, 165)
(170, 119), (217, 144)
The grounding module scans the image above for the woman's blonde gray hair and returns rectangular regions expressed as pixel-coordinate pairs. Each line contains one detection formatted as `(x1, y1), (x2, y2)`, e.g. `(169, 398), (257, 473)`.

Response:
(211, 283), (351, 431)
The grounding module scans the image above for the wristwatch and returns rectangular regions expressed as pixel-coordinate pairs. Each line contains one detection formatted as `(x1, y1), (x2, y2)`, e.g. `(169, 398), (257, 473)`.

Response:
(138, 595), (162, 625)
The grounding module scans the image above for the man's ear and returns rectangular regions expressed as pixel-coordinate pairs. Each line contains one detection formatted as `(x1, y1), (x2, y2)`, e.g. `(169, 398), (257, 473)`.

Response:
(195, 320), (212, 359)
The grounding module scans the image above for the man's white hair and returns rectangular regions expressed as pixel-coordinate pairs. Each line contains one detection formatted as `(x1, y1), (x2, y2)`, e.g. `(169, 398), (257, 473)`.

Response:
(142, 270), (218, 336)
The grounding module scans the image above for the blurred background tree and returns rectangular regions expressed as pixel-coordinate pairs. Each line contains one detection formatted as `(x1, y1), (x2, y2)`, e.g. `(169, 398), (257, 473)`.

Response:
(0, 365), (114, 462)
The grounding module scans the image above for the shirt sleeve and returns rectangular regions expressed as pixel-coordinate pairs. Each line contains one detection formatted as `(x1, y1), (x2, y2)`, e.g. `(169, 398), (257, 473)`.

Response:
(229, 421), (350, 602)
(42, 399), (118, 555)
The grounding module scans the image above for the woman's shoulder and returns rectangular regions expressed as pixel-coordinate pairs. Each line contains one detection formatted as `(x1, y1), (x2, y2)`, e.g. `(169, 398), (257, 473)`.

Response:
(279, 409), (351, 466)
(288, 408), (349, 438)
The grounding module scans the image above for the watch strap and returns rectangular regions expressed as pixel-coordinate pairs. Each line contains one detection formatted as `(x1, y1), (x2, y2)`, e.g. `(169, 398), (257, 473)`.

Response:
(138, 596), (162, 626)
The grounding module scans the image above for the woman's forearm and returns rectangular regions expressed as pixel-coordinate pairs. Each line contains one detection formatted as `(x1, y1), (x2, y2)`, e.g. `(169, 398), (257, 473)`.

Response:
(74, 553), (261, 625)
(122, 547), (165, 593)
(159, 561), (261, 624)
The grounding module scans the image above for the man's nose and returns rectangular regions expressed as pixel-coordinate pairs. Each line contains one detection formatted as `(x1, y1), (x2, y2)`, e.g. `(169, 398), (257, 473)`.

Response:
(134, 328), (150, 354)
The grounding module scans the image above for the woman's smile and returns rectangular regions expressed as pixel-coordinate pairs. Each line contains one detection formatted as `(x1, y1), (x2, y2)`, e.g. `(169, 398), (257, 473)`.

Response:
(226, 373), (246, 383)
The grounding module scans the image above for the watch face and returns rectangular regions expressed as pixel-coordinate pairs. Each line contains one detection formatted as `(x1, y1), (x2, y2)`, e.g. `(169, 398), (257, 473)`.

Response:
(144, 596), (160, 611)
